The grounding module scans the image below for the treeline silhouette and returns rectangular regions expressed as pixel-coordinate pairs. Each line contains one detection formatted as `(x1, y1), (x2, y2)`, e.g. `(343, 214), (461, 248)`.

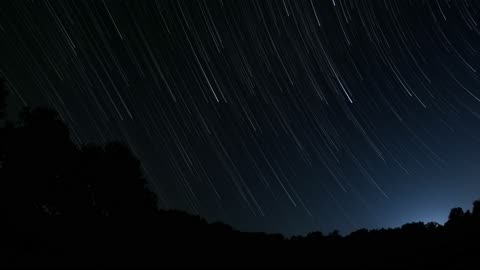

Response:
(1, 80), (480, 268)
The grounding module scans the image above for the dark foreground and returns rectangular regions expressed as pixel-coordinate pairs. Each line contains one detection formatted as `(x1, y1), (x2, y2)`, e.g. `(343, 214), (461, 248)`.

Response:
(2, 205), (480, 269)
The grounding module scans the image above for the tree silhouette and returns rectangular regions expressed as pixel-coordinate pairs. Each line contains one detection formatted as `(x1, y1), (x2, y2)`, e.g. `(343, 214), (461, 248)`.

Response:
(448, 207), (465, 223)
(1, 107), (75, 227)
(306, 231), (325, 241)
(0, 79), (166, 266)
(327, 230), (341, 241)
(473, 200), (480, 218)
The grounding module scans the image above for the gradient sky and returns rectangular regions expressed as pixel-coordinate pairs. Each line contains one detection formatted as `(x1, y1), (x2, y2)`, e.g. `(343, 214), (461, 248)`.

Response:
(2, 0), (480, 236)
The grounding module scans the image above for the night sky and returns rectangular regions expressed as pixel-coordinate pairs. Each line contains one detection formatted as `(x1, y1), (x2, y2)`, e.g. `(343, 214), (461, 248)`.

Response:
(2, 0), (480, 236)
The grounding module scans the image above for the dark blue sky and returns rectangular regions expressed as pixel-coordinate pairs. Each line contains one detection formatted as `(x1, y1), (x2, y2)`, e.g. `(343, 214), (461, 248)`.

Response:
(1, 0), (480, 235)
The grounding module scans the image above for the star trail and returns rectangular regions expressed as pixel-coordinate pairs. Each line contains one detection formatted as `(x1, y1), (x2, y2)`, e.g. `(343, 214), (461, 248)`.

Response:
(2, 0), (480, 235)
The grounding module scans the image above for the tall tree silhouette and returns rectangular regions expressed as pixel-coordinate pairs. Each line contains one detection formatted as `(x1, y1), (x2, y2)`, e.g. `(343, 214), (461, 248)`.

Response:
(448, 207), (465, 223)
(472, 200), (480, 218)
(1, 108), (76, 229)
(0, 79), (163, 264)
(1, 108), (161, 226)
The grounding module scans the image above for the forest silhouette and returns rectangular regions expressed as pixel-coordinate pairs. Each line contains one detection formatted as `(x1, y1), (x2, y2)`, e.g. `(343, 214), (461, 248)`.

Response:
(1, 80), (480, 268)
